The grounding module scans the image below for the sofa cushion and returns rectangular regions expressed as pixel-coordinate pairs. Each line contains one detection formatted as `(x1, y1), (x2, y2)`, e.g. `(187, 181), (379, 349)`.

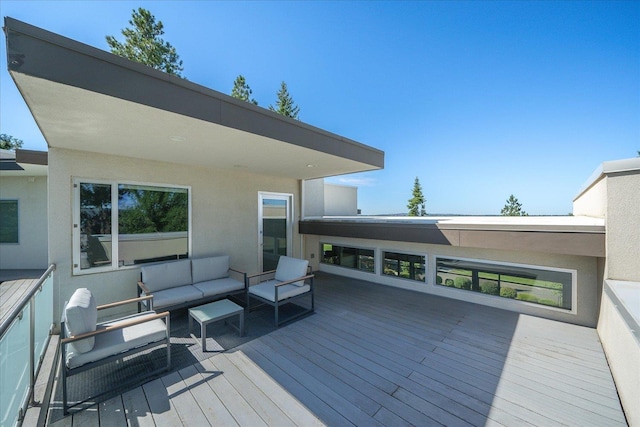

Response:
(193, 277), (244, 298)
(64, 288), (97, 354)
(249, 280), (311, 302)
(192, 256), (229, 283)
(275, 256), (309, 287)
(65, 311), (167, 369)
(148, 285), (203, 310)
(141, 259), (192, 292)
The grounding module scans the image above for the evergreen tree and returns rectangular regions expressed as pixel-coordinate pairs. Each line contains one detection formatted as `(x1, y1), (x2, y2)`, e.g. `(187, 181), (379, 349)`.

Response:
(106, 8), (184, 77)
(501, 194), (528, 216)
(407, 177), (427, 216)
(0, 134), (23, 150)
(231, 75), (258, 105)
(269, 81), (300, 119)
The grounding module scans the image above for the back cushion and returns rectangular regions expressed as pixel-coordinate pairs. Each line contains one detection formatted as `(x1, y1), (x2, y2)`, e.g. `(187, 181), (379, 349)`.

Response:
(64, 288), (97, 353)
(141, 259), (192, 292)
(275, 256), (309, 287)
(192, 256), (230, 283)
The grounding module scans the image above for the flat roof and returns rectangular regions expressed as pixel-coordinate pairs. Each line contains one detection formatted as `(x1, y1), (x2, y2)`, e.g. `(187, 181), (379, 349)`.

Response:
(4, 17), (384, 180)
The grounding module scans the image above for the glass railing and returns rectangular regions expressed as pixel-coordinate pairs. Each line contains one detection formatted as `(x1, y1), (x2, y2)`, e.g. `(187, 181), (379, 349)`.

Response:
(0, 265), (55, 427)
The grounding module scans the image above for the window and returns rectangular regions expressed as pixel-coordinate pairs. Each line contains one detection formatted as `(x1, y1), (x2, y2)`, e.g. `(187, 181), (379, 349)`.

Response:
(436, 257), (573, 310)
(0, 200), (19, 243)
(75, 180), (189, 273)
(321, 243), (374, 273)
(383, 251), (426, 282)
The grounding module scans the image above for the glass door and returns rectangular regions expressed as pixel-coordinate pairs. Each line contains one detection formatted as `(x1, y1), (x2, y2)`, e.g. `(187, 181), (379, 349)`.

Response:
(259, 193), (293, 272)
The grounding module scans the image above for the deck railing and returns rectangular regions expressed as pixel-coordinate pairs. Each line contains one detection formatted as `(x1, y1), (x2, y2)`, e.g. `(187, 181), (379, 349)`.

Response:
(0, 264), (56, 427)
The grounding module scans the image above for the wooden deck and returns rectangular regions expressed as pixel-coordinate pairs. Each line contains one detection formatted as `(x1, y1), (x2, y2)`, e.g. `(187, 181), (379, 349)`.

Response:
(0, 277), (40, 327)
(49, 272), (627, 426)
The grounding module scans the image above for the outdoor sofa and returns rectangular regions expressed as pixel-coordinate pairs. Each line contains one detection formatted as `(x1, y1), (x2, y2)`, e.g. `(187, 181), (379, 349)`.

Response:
(137, 256), (247, 312)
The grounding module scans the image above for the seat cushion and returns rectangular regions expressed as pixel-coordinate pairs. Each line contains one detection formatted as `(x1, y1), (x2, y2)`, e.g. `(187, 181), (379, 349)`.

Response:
(64, 288), (97, 354)
(275, 256), (309, 287)
(193, 277), (244, 298)
(192, 256), (229, 283)
(141, 259), (192, 293)
(65, 311), (167, 369)
(149, 285), (203, 309)
(249, 280), (311, 302)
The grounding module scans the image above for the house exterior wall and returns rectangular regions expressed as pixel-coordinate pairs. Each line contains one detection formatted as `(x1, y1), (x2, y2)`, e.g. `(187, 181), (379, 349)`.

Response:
(0, 175), (48, 269)
(302, 179), (325, 217)
(48, 148), (301, 322)
(304, 234), (601, 327)
(572, 176), (607, 218)
(324, 183), (358, 216)
(606, 171), (640, 281)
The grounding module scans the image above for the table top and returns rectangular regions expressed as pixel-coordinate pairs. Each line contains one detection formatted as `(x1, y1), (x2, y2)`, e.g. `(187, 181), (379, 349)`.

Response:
(189, 299), (243, 323)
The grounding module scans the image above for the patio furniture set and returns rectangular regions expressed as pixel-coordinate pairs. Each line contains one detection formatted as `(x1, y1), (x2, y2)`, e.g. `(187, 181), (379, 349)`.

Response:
(59, 255), (314, 414)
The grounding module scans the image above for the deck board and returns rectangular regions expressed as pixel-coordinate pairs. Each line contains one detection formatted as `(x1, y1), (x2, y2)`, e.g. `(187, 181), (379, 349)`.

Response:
(55, 272), (628, 426)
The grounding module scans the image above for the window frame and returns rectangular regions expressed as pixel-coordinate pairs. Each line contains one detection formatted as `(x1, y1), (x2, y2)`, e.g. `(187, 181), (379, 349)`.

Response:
(381, 250), (427, 283)
(72, 178), (192, 275)
(434, 255), (577, 313)
(0, 199), (19, 244)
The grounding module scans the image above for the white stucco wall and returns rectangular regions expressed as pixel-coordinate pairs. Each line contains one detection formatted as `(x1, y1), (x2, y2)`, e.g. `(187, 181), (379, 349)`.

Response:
(48, 148), (301, 322)
(573, 176), (607, 218)
(606, 172), (640, 282)
(0, 175), (48, 269)
(302, 179), (325, 217)
(304, 234), (600, 327)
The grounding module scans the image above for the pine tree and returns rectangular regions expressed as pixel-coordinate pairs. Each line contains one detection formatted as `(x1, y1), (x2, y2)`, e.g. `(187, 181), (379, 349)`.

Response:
(231, 75), (258, 105)
(501, 194), (528, 216)
(407, 177), (427, 216)
(106, 8), (184, 77)
(269, 81), (300, 119)
(0, 134), (23, 150)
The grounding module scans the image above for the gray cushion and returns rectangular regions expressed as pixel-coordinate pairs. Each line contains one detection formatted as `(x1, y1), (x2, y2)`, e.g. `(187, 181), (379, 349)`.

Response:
(249, 280), (311, 302)
(193, 277), (244, 298)
(141, 259), (192, 292)
(275, 256), (309, 287)
(192, 256), (230, 283)
(65, 311), (167, 369)
(148, 285), (203, 310)
(64, 288), (97, 354)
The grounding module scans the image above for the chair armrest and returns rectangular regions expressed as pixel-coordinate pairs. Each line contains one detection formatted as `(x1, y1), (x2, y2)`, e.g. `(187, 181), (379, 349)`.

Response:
(61, 311), (169, 345)
(229, 268), (248, 288)
(247, 270), (276, 286)
(137, 281), (151, 294)
(274, 274), (315, 287)
(97, 295), (153, 311)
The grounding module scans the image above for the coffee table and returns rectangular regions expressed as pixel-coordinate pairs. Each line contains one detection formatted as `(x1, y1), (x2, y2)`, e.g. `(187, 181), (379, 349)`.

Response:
(188, 299), (244, 351)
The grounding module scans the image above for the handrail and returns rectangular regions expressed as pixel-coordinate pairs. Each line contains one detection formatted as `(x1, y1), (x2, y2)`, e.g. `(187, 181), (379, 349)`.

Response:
(0, 263), (56, 339)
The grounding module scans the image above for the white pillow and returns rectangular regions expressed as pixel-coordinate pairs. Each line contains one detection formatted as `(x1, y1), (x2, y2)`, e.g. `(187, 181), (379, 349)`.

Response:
(64, 288), (97, 353)
(275, 256), (309, 287)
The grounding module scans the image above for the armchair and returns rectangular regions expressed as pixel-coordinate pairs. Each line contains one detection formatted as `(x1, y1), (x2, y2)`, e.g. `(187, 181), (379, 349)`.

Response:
(60, 288), (170, 414)
(247, 256), (314, 326)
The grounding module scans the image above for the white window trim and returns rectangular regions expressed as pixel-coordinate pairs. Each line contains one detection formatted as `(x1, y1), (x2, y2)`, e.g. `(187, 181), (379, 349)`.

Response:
(433, 254), (577, 314)
(72, 178), (192, 275)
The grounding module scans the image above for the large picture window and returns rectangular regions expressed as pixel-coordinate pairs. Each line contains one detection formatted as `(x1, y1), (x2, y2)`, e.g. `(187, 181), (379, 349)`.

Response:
(436, 257), (573, 310)
(0, 200), (19, 243)
(383, 251), (426, 282)
(75, 180), (190, 273)
(321, 243), (375, 273)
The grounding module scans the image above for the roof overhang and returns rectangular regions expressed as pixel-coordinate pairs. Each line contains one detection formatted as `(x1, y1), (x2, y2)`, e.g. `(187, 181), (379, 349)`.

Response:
(0, 148), (47, 176)
(3, 17), (384, 180)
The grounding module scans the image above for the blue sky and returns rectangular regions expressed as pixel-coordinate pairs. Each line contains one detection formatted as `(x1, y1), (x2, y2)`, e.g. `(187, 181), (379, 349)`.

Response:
(1, 1), (638, 215)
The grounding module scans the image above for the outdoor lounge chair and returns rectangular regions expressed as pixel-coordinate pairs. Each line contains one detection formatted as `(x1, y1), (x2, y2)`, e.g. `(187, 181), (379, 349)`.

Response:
(247, 256), (314, 326)
(59, 288), (170, 414)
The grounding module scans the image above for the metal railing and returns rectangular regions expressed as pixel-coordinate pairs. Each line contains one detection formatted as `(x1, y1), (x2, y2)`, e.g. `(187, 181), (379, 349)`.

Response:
(0, 264), (56, 427)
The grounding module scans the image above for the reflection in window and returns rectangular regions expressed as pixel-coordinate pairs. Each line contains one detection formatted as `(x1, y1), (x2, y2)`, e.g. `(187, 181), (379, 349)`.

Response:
(0, 200), (19, 243)
(383, 252), (426, 282)
(76, 180), (189, 272)
(436, 257), (573, 310)
(321, 243), (374, 273)
(80, 183), (112, 269)
(118, 184), (188, 265)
